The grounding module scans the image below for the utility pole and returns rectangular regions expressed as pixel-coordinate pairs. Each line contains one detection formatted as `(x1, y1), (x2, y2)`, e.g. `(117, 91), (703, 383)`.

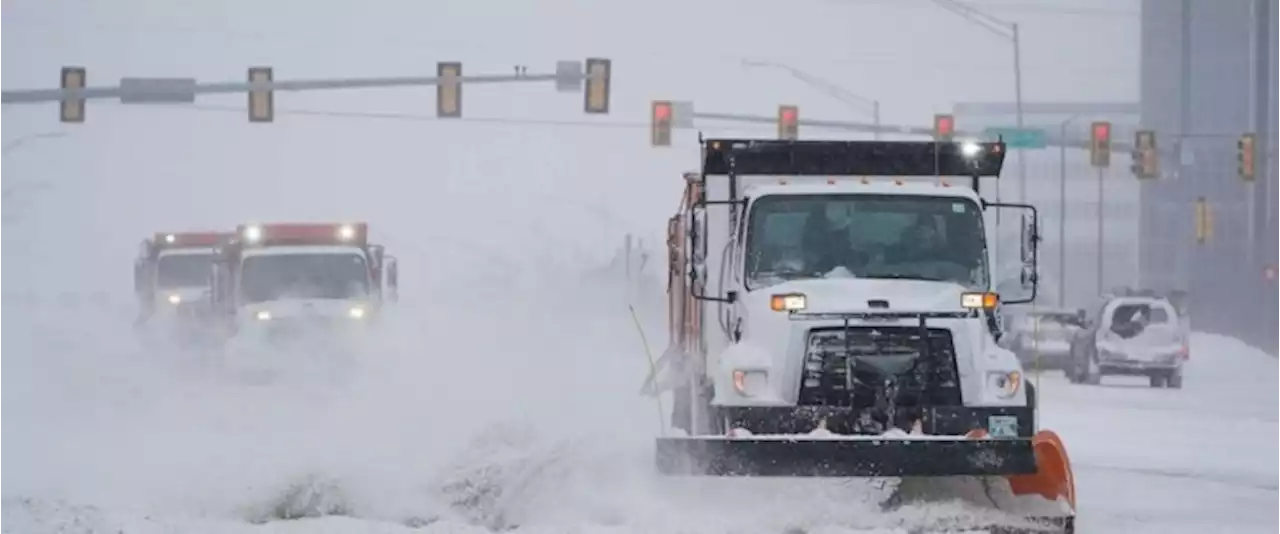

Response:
(1249, 0), (1269, 350)
(931, 0), (1026, 202)
(1057, 115), (1082, 306)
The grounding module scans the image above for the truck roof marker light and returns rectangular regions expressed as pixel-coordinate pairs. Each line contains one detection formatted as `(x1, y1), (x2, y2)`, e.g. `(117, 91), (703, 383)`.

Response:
(893, 178), (904, 186)
(778, 178), (788, 185)
(939, 178), (951, 187)
(961, 291), (999, 309)
(860, 176), (870, 184)
(337, 224), (356, 241)
(769, 293), (807, 312)
(827, 179), (836, 185)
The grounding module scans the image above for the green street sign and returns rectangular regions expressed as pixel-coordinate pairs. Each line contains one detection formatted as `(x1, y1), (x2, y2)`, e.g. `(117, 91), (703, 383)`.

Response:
(983, 127), (1048, 149)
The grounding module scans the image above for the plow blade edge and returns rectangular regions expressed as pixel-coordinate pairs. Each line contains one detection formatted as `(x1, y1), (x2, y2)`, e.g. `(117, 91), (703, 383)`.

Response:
(655, 436), (1037, 477)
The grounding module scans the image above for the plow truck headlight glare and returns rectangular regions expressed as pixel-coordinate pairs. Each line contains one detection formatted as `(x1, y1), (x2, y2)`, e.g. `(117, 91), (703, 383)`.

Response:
(254, 310), (272, 321)
(960, 141), (983, 158)
(347, 306), (366, 319)
(769, 293), (807, 312)
(989, 370), (1022, 399)
(961, 291), (999, 309)
(243, 225), (263, 243)
(167, 294), (182, 305)
(164, 234), (177, 244)
(337, 224), (356, 241)
(732, 369), (767, 396)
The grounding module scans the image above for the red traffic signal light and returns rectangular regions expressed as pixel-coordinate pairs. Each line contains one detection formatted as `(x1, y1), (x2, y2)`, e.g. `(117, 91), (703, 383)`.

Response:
(778, 105), (798, 140)
(651, 100), (673, 147)
(933, 114), (955, 141)
(1090, 121), (1112, 168)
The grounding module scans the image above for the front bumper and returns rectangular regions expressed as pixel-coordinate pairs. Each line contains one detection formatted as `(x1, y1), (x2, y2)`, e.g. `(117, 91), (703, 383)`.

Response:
(1097, 347), (1182, 374)
(236, 316), (371, 347)
(722, 405), (1034, 438)
(655, 433), (1037, 477)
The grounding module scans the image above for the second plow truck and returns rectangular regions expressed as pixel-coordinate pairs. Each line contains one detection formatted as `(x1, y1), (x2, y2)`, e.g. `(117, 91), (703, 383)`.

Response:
(208, 222), (399, 355)
(648, 138), (1075, 532)
(133, 231), (231, 347)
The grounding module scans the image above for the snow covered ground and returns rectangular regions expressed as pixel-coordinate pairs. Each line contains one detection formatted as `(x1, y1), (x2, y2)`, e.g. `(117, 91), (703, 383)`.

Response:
(2, 1), (1274, 531)
(3, 274), (1276, 534)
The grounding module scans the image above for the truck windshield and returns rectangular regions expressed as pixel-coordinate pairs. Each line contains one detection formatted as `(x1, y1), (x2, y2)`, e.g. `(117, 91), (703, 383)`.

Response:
(744, 193), (988, 290)
(156, 253), (215, 288)
(239, 252), (370, 304)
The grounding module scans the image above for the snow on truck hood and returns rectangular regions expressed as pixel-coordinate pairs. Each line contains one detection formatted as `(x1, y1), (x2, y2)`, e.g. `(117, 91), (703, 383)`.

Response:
(748, 277), (975, 313)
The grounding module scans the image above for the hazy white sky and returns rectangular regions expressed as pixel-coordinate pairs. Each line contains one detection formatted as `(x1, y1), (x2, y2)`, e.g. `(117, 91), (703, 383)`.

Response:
(0, 0), (1142, 293)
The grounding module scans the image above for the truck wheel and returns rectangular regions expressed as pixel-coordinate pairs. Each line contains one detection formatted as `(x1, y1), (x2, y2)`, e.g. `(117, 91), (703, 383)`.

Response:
(1166, 369), (1184, 389)
(1148, 373), (1167, 388)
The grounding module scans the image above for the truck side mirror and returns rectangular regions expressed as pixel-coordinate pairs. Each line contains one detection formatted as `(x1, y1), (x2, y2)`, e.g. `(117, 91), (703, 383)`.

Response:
(385, 256), (399, 303)
(1020, 214), (1039, 264)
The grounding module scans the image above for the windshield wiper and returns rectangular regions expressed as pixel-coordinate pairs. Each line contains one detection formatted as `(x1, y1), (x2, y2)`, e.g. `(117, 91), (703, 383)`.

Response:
(860, 274), (946, 282)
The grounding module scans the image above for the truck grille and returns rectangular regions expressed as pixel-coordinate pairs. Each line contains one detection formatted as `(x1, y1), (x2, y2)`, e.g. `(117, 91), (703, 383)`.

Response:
(799, 326), (962, 408)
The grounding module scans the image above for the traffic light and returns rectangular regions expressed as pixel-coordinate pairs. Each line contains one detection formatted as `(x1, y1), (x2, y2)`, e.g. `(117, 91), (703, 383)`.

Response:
(1130, 129), (1158, 179)
(1238, 133), (1256, 182)
(651, 100), (673, 147)
(778, 105), (799, 140)
(1089, 121), (1112, 168)
(437, 62), (462, 118)
(60, 66), (86, 123)
(247, 67), (273, 123)
(583, 58), (611, 114)
(1194, 196), (1212, 244)
(933, 114), (955, 141)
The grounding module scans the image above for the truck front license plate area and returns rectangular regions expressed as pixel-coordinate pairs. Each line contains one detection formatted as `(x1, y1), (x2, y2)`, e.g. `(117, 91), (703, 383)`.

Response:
(987, 415), (1019, 437)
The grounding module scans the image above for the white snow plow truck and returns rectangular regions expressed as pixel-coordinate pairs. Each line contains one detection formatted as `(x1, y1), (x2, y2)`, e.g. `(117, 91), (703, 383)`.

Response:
(208, 222), (398, 351)
(133, 231), (230, 346)
(647, 138), (1076, 533)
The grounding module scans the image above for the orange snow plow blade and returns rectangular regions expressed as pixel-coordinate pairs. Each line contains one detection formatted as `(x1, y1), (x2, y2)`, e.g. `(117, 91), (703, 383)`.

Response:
(1007, 429), (1077, 511)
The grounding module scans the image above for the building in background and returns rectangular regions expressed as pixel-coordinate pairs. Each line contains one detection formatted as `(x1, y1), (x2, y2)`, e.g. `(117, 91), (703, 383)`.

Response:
(1139, 0), (1278, 354)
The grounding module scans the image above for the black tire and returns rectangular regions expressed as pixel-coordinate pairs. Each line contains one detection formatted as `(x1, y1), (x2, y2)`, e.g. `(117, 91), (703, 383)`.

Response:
(1166, 368), (1184, 389)
(1064, 345), (1081, 384)
(1148, 373), (1167, 388)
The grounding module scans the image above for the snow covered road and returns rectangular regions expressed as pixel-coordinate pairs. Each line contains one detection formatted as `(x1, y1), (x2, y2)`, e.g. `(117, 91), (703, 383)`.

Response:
(3, 285), (1276, 534)
(1037, 333), (1279, 534)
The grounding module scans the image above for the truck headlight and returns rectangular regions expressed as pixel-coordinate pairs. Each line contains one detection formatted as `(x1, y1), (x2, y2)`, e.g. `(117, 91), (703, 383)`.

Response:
(167, 294), (182, 305)
(961, 291), (998, 309)
(254, 310), (272, 321)
(732, 369), (768, 396)
(769, 293), (807, 312)
(988, 370), (1021, 399)
(348, 306), (366, 319)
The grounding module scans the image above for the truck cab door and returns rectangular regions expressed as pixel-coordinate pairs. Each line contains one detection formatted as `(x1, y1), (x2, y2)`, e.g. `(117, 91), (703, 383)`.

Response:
(133, 259), (148, 296)
(384, 255), (399, 303)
